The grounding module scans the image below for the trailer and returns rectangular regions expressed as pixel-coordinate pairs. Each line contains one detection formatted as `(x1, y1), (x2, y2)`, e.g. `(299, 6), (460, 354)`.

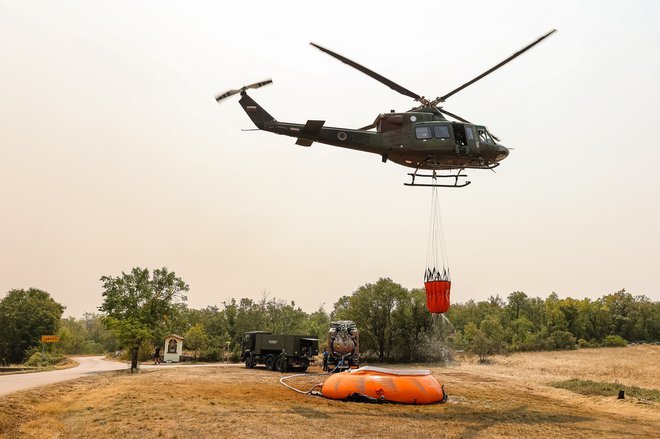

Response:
(241, 331), (319, 372)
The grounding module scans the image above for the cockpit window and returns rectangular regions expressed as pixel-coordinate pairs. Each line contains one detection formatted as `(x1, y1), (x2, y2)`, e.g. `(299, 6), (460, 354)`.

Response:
(477, 127), (493, 144)
(465, 127), (474, 140)
(415, 126), (432, 140)
(433, 125), (450, 138)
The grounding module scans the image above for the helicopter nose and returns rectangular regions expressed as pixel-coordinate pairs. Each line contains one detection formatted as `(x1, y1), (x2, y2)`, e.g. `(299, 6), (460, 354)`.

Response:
(496, 145), (509, 161)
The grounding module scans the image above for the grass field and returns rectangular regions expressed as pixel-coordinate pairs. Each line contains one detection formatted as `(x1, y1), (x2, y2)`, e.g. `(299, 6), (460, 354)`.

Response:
(0, 345), (657, 438)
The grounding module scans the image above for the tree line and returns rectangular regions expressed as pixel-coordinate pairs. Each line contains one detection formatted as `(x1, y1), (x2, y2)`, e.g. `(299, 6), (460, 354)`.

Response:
(1, 269), (658, 367)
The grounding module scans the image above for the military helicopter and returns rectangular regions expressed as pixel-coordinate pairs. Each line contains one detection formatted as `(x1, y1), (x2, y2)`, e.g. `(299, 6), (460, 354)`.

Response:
(216, 30), (556, 187)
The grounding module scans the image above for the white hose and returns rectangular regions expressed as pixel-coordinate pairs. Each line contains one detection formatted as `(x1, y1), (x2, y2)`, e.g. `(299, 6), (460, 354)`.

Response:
(279, 372), (330, 395)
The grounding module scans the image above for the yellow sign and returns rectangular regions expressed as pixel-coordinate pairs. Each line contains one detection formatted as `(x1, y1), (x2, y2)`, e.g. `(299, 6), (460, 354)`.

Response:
(41, 335), (60, 343)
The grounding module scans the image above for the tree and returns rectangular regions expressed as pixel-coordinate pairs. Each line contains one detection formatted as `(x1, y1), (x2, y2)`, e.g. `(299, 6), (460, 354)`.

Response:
(98, 267), (188, 372)
(264, 299), (307, 335)
(333, 278), (409, 361)
(184, 324), (209, 361)
(58, 317), (88, 354)
(0, 288), (64, 364)
(462, 316), (506, 362)
(506, 291), (529, 321)
(301, 306), (331, 350)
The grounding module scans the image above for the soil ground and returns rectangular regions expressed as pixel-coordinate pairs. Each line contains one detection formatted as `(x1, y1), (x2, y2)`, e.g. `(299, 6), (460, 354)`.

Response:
(0, 345), (657, 439)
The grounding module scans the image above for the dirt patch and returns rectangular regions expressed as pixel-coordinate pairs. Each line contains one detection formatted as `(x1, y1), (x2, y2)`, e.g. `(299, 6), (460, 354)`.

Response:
(0, 346), (657, 439)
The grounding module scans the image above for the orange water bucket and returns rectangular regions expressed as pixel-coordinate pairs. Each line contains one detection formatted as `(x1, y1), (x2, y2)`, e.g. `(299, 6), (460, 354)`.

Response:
(425, 280), (451, 313)
(322, 366), (446, 404)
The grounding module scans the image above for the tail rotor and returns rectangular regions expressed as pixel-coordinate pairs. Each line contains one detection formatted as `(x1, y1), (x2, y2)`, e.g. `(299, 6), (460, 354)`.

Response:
(215, 79), (273, 103)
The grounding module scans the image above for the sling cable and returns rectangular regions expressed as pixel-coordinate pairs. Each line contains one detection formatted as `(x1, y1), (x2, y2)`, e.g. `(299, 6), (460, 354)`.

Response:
(424, 185), (451, 313)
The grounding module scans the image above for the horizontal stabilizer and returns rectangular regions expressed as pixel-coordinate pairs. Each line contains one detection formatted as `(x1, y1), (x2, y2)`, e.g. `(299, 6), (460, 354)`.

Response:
(302, 119), (325, 134)
(296, 138), (313, 147)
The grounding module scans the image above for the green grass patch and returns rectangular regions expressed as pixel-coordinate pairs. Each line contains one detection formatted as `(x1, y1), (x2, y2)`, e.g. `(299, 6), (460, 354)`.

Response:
(551, 379), (660, 402)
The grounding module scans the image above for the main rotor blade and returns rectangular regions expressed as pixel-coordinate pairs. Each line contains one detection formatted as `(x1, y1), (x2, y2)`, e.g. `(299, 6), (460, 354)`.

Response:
(310, 42), (422, 101)
(438, 29), (557, 102)
(437, 108), (471, 124)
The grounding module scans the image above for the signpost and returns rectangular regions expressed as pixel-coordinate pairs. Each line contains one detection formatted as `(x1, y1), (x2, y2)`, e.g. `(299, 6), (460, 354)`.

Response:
(40, 335), (60, 368)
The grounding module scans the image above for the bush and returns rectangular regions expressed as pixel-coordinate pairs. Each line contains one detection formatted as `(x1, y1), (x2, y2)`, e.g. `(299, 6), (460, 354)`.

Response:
(23, 351), (65, 367)
(545, 331), (577, 350)
(518, 330), (550, 351)
(602, 335), (628, 347)
(577, 338), (599, 348)
(228, 349), (241, 363)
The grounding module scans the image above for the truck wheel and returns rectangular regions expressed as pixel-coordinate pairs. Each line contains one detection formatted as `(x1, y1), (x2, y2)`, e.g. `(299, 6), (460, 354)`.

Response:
(245, 355), (254, 369)
(265, 355), (275, 371)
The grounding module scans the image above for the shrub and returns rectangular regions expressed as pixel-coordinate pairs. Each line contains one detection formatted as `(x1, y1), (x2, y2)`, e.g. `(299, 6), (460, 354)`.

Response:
(577, 338), (599, 348)
(545, 330), (577, 350)
(24, 351), (65, 367)
(602, 335), (628, 347)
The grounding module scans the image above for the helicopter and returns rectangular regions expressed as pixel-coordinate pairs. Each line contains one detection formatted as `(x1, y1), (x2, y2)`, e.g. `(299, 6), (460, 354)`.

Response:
(215, 30), (556, 187)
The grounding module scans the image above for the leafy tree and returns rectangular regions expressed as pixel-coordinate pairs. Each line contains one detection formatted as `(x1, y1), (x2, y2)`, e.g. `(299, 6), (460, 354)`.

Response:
(506, 291), (529, 321)
(184, 323), (209, 360)
(333, 278), (409, 361)
(603, 290), (636, 340)
(557, 298), (583, 338)
(264, 299), (307, 334)
(58, 317), (89, 354)
(0, 288), (64, 364)
(579, 298), (609, 342)
(56, 314), (115, 355)
(633, 296), (655, 340)
(301, 306), (331, 349)
(544, 292), (568, 332)
(98, 267), (188, 372)
(509, 316), (534, 350)
(82, 312), (120, 353)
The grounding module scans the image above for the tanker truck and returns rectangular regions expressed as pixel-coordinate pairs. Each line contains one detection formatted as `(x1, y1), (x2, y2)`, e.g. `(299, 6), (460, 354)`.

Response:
(327, 320), (359, 371)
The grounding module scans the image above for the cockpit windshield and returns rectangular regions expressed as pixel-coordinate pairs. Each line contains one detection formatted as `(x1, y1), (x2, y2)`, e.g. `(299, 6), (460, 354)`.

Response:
(477, 126), (494, 144)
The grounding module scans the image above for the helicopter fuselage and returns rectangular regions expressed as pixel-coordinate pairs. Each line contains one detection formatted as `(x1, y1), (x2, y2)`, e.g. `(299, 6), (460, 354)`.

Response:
(239, 93), (508, 171)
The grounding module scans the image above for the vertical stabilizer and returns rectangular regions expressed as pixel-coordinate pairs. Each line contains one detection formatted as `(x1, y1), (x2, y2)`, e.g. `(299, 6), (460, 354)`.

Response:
(238, 93), (275, 128)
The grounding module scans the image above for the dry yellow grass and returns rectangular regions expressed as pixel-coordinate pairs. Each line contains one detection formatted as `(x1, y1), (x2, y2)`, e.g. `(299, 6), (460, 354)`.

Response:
(0, 346), (657, 439)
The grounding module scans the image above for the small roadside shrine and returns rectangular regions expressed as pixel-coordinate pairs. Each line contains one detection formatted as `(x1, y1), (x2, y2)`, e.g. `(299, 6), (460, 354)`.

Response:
(163, 334), (185, 363)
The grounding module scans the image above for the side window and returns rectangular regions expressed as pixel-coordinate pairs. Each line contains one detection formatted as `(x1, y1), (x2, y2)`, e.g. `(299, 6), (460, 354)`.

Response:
(415, 126), (432, 140)
(465, 127), (474, 140)
(433, 125), (450, 138)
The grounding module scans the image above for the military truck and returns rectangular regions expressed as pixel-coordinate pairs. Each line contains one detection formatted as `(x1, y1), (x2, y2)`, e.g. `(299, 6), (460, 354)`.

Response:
(240, 331), (319, 372)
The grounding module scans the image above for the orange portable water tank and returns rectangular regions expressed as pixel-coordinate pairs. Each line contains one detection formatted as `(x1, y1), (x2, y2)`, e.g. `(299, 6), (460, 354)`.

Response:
(424, 280), (451, 313)
(322, 366), (446, 404)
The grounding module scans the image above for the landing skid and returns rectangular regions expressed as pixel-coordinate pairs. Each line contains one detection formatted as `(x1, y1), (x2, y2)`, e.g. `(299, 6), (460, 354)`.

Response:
(404, 169), (471, 188)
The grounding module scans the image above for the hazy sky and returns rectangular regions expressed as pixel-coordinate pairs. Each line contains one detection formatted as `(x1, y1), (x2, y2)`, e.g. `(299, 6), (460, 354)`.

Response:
(1, 1), (659, 317)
